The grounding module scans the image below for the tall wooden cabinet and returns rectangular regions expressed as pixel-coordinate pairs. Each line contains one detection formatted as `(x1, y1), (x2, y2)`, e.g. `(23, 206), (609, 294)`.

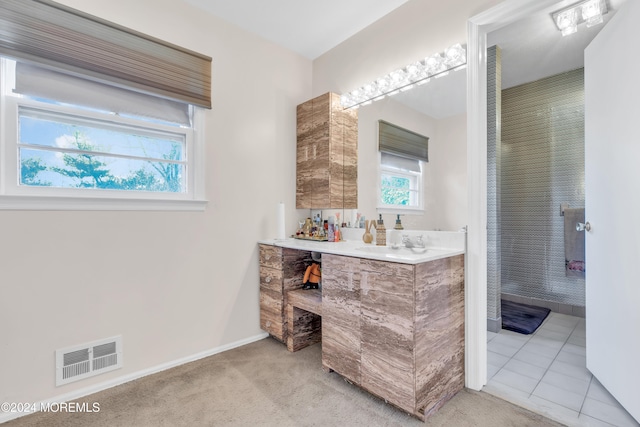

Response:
(321, 253), (465, 420)
(296, 92), (358, 209)
(259, 244), (312, 342)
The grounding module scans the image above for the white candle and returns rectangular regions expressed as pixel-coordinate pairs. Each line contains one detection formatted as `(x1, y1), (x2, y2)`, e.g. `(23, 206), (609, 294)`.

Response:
(276, 202), (286, 240)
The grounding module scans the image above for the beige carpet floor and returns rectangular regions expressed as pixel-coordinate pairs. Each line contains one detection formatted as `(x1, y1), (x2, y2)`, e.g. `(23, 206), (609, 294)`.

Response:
(5, 338), (564, 426)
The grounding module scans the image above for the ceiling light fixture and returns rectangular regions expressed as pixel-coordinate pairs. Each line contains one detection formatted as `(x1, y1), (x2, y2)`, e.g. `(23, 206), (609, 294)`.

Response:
(340, 43), (466, 109)
(552, 0), (608, 37)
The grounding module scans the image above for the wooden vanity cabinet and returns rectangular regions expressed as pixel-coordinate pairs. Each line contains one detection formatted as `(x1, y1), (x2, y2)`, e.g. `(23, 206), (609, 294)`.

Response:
(296, 92), (358, 209)
(321, 255), (362, 384)
(360, 259), (416, 414)
(259, 244), (311, 342)
(321, 253), (465, 420)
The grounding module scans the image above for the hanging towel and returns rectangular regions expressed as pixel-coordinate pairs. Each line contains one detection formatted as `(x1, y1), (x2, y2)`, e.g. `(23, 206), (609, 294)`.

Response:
(564, 208), (585, 278)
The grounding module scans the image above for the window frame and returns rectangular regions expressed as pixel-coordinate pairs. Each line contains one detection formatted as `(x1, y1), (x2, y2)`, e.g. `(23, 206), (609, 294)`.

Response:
(0, 59), (207, 211)
(377, 153), (425, 214)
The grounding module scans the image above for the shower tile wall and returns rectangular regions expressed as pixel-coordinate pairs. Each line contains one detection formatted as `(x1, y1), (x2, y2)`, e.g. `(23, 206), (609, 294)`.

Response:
(501, 68), (585, 307)
(487, 45), (502, 332)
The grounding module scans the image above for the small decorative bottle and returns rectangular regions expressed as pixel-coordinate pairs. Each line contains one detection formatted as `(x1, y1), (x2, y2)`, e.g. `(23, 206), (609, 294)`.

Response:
(376, 214), (386, 246)
(327, 216), (335, 242)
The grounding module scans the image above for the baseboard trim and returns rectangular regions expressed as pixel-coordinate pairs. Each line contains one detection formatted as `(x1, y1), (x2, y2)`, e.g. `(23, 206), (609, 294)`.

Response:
(0, 332), (269, 424)
(487, 317), (502, 333)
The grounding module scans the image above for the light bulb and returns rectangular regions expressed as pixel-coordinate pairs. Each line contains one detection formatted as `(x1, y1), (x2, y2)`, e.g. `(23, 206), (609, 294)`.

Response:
(376, 76), (390, 92)
(582, 0), (603, 27)
(445, 44), (466, 67)
(425, 54), (446, 75)
(556, 9), (578, 36)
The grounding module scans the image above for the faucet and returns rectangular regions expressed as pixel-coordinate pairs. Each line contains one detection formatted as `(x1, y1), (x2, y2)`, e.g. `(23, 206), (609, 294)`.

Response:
(402, 234), (425, 248)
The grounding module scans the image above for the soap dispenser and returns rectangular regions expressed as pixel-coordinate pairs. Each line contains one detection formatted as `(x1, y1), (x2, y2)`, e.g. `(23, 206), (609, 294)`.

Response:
(376, 214), (386, 246)
(394, 214), (404, 230)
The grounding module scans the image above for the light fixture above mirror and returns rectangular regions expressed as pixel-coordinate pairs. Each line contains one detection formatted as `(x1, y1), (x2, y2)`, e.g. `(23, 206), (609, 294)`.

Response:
(340, 44), (467, 110)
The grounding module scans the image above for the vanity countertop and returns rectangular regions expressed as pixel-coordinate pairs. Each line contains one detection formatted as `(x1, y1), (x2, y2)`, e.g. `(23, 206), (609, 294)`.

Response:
(258, 236), (464, 265)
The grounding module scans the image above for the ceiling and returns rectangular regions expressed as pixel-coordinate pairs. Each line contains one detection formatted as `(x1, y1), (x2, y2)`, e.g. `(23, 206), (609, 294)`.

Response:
(489, 0), (627, 89)
(181, 0), (410, 60)
(182, 0), (627, 119)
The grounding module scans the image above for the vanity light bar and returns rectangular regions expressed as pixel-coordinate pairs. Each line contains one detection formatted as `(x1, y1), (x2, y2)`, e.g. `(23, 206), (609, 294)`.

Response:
(340, 43), (466, 109)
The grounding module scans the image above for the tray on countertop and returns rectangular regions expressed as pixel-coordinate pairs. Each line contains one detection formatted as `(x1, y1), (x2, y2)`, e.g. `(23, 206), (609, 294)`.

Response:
(293, 236), (330, 242)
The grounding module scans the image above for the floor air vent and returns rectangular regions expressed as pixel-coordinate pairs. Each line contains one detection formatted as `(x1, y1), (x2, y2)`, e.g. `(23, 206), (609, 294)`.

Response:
(56, 336), (122, 386)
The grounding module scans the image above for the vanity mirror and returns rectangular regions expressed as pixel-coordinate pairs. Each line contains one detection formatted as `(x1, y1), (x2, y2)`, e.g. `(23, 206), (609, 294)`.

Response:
(345, 45), (468, 231)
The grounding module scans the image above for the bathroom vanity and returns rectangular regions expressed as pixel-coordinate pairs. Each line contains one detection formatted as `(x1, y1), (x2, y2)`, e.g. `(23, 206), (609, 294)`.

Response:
(257, 232), (465, 420)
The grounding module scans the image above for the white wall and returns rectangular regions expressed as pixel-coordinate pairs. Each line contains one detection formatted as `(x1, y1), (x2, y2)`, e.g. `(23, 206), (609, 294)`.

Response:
(0, 0), (311, 407)
(430, 113), (468, 231)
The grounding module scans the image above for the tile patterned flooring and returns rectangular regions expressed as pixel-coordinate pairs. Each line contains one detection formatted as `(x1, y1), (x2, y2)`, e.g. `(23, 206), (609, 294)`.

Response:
(484, 312), (639, 427)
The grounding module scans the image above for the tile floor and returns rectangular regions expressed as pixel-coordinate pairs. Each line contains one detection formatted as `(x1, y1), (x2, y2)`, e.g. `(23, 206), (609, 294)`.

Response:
(484, 312), (639, 427)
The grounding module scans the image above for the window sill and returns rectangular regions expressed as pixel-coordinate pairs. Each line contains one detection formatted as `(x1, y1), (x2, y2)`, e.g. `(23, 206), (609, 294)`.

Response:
(0, 194), (208, 211)
(377, 206), (425, 215)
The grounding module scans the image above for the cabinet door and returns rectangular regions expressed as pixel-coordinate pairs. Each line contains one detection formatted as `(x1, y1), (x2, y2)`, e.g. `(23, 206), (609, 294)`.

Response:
(414, 255), (465, 417)
(321, 254), (361, 384)
(360, 259), (416, 414)
(259, 245), (282, 269)
(259, 289), (285, 339)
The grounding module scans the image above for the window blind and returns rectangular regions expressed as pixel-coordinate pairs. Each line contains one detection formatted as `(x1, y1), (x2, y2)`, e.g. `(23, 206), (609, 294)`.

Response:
(0, 0), (212, 109)
(15, 62), (191, 126)
(381, 152), (421, 172)
(378, 120), (429, 162)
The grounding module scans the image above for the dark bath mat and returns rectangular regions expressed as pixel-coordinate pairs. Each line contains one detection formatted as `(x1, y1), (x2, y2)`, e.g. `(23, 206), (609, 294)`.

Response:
(501, 300), (551, 335)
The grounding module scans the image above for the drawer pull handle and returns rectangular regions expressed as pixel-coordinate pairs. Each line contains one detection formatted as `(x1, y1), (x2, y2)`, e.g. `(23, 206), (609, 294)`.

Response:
(265, 255), (271, 261)
(265, 276), (272, 283)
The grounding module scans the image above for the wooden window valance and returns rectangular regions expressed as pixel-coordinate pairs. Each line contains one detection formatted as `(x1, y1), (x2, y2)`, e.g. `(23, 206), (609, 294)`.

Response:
(0, 0), (212, 108)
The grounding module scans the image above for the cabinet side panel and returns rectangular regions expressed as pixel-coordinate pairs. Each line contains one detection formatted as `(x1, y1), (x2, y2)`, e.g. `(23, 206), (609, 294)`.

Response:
(342, 106), (358, 209)
(282, 249), (313, 340)
(321, 255), (361, 384)
(296, 100), (314, 208)
(282, 249), (312, 292)
(329, 93), (344, 209)
(296, 135), (314, 209)
(360, 260), (415, 414)
(414, 255), (465, 418)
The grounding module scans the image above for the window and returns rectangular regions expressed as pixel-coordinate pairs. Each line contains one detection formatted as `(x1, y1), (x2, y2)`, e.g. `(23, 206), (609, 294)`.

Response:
(0, 0), (211, 210)
(0, 58), (205, 210)
(377, 120), (428, 213)
(19, 107), (186, 193)
(379, 152), (423, 211)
